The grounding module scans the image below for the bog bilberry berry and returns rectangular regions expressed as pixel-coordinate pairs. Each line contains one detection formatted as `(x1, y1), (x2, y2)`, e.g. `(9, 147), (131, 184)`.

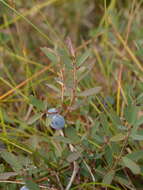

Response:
(20, 186), (29, 190)
(47, 108), (58, 115)
(47, 108), (65, 130)
(50, 114), (65, 130)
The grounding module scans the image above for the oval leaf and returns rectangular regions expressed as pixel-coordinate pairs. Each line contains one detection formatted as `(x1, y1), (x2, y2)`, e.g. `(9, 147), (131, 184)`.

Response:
(67, 152), (81, 163)
(77, 50), (91, 66)
(25, 179), (40, 190)
(110, 133), (126, 142)
(29, 95), (45, 111)
(131, 134), (143, 141)
(124, 105), (138, 125)
(102, 170), (115, 185)
(41, 47), (58, 62)
(1, 151), (22, 172)
(28, 113), (42, 125)
(127, 150), (143, 161)
(78, 87), (101, 97)
(122, 157), (140, 174)
(53, 136), (72, 144)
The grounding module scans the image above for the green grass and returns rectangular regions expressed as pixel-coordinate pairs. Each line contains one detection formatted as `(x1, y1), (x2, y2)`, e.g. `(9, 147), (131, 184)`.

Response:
(0, 0), (143, 189)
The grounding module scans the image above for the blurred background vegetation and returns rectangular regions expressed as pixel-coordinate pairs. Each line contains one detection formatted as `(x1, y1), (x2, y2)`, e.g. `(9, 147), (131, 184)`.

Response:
(0, 0), (143, 189)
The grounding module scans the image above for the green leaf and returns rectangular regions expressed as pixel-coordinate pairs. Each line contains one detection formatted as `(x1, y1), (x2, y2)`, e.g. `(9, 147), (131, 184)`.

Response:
(102, 170), (115, 185)
(124, 105), (138, 125)
(100, 114), (112, 136)
(67, 152), (81, 163)
(27, 113), (42, 125)
(135, 47), (143, 57)
(110, 111), (122, 126)
(28, 113), (42, 125)
(115, 176), (131, 189)
(65, 127), (80, 144)
(0, 164), (4, 173)
(131, 134), (143, 141)
(77, 50), (91, 66)
(58, 48), (72, 69)
(52, 136), (72, 144)
(78, 87), (101, 97)
(41, 47), (58, 62)
(122, 157), (140, 174)
(0, 172), (18, 180)
(110, 133), (126, 142)
(127, 150), (143, 161)
(78, 61), (95, 82)
(0, 32), (11, 44)
(105, 146), (113, 166)
(134, 116), (143, 126)
(28, 135), (41, 151)
(91, 122), (100, 137)
(29, 95), (45, 111)
(117, 125), (127, 131)
(0, 108), (14, 124)
(25, 179), (40, 190)
(46, 83), (60, 93)
(1, 151), (22, 172)
(89, 27), (105, 37)
(136, 93), (143, 104)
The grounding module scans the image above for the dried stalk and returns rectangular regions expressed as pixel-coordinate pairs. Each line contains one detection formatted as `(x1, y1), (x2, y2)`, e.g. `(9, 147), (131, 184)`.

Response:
(59, 130), (79, 190)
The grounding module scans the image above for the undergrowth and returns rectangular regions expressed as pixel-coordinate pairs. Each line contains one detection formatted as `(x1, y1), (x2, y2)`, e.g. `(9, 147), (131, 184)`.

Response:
(0, 0), (143, 189)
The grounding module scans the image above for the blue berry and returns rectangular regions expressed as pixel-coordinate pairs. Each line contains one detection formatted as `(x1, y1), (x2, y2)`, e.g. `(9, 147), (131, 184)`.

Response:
(20, 186), (29, 190)
(50, 114), (65, 130)
(47, 108), (58, 117)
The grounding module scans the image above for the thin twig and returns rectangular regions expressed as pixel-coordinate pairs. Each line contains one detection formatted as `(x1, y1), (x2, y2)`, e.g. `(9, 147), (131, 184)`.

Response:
(59, 130), (79, 190)
(83, 159), (95, 182)
(65, 161), (79, 190)
(24, 104), (33, 121)
(0, 180), (49, 189)
(60, 68), (65, 104)
(55, 172), (64, 190)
